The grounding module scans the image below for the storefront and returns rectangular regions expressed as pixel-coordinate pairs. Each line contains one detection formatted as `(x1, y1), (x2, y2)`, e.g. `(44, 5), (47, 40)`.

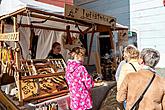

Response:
(0, 0), (128, 109)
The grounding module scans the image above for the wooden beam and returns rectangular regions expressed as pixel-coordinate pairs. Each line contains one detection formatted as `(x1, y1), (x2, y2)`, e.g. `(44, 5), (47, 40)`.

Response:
(19, 23), (80, 33)
(33, 93), (68, 104)
(23, 90), (69, 102)
(20, 72), (65, 80)
(20, 13), (90, 27)
(97, 24), (128, 31)
(26, 7), (92, 26)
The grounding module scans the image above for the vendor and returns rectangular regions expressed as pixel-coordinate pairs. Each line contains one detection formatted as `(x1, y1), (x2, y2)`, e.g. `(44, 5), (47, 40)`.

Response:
(47, 42), (64, 60)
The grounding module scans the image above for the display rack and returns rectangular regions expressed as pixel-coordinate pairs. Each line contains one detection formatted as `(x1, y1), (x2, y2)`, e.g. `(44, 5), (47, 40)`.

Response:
(15, 58), (68, 105)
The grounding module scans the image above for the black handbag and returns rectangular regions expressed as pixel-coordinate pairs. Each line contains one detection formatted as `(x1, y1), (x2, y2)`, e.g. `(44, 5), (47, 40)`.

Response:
(129, 73), (155, 110)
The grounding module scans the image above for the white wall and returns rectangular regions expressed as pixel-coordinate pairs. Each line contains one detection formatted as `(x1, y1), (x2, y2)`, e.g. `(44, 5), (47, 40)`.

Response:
(130, 0), (165, 67)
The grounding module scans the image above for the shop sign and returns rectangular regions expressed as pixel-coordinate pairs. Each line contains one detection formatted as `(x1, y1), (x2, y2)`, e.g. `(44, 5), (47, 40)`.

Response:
(65, 4), (116, 27)
(0, 32), (19, 41)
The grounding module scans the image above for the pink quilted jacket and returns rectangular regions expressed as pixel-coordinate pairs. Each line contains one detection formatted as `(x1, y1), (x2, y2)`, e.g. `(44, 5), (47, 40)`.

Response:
(65, 59), (94, 110)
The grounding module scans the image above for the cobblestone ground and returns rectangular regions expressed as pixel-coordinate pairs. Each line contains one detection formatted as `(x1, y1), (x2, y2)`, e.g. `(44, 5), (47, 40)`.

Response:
(156, 68), (165, 78)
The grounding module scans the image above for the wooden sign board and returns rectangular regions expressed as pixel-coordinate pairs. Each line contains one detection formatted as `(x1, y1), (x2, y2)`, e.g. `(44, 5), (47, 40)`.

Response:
(0, 32), (19, 41)
(65, 4), (116, 28)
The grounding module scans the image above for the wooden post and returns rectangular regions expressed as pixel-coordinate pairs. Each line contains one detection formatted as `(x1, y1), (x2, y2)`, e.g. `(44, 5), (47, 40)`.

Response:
(0, 20), (4, 51)
(0, 20), (4, 33)
(0, 20), (4, 48)
(13, 16), (20, 68)
(109, 30), (117, 69)
(0, 20), (4, 78)
(87, 28), (95, 65)
(95, 52), (102, 74)
(13, 16), (23, 105)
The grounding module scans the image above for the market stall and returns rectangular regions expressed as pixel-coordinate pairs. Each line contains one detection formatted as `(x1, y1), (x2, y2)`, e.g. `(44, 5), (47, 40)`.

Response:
(0, 0), (128, 109)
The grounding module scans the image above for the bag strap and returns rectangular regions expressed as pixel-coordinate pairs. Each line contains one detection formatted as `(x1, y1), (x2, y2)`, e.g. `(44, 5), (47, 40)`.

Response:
(130, 73), (155, 110)
(129, 63), (137, 72)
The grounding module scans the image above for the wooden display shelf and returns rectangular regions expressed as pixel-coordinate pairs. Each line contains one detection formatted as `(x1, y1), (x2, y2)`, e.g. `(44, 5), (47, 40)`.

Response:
(23, 90), (69, 102)
(32, 92), (69, 104)
(15, 59), (67, 105)
(20, 72), (65, 80)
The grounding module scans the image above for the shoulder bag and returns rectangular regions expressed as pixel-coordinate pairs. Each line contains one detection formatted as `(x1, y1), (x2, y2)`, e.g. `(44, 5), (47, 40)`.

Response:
(129, 73), (155, 110)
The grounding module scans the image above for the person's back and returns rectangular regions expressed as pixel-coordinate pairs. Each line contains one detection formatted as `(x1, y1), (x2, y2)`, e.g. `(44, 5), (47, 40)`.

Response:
(117, 45), (141, 90)
(117, 48), (165, 110)
(115, 60), (126, 81)
(118, 69), (165, 110)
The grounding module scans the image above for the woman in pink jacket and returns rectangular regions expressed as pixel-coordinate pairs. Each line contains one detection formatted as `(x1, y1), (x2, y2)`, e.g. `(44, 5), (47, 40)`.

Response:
(65, 47), (94, 110)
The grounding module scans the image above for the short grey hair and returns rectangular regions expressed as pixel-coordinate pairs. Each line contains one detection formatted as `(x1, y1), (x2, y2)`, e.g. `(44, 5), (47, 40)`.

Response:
(140, 48), (160, 68)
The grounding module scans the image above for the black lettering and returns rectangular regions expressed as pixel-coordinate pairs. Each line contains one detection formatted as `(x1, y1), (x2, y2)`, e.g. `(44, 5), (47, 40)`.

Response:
(97, 14), (100, 20)
(80, 9), (92, 20)
(86, 12), (92, 20)
(94, 13), (97, 19)
(80, 9), (85, 19)
(75, 8), (79, 13)
(68, 9), (75, 17)
(100, 16), (103, 21)
(103, 16), (106, 21)
(106, 17), (109, 22)
(89, 12), (92, 18)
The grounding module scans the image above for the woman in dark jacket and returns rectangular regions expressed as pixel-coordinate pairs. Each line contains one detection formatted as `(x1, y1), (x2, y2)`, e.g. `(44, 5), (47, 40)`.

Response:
(47, 42), (64, 59)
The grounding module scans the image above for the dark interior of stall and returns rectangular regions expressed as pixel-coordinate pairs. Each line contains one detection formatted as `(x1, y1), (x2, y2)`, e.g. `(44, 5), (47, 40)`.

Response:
(99, 32), (115, 80)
